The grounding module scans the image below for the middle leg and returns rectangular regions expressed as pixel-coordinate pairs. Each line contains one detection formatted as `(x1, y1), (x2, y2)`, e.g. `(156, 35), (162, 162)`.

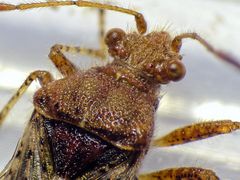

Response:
(48, 9), (107, 77)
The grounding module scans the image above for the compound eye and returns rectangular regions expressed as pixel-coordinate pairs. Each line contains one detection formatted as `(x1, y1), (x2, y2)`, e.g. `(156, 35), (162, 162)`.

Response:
(167, 60), (186, 81)
(105, 28), (128, 59)
(145, 63), (155, 74)
(105, 28), (126, 48)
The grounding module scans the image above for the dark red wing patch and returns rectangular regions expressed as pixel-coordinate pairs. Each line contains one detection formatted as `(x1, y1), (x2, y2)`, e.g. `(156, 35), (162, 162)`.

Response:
(44, 120), (109, 178)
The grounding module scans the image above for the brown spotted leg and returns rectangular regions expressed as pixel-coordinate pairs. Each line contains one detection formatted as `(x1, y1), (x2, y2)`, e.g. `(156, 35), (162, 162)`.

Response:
(152, 120), (240, 147)
(48, 45), (78, 76)
(0, 71), (53, 126)
(140, 120), (240, 179)
(48, 9), (107, 76)
(139, 167), (219, 180)
(48, 43), (107, 76)
(171, 33), (240, 70)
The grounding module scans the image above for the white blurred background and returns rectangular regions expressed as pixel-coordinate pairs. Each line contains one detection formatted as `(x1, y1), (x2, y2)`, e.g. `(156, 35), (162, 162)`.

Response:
(0, 0), (240, 179)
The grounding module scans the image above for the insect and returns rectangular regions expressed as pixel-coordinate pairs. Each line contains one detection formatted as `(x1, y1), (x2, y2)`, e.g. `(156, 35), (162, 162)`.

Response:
(0, 1), (240, 179)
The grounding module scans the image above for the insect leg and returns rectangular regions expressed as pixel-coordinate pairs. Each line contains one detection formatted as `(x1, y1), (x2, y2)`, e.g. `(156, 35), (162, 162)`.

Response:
(99, 9), (106, 53)
(138, 167), (219, 180)
(48, 44), (78, 76)
(49, 44), (106, 76)
(0, 1), (147, 34)
(0, 71), (53, 126)
(48, 9), (106, 77)
(152, 120), (240, 147)
(171, 33), (240, 70)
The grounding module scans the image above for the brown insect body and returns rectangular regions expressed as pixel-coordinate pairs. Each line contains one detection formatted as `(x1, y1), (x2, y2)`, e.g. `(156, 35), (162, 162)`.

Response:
(1, 1), (240, 179)
(32, 31), (174, 178)
(34, 30), (180, 149)
(6, 30), (182, 179)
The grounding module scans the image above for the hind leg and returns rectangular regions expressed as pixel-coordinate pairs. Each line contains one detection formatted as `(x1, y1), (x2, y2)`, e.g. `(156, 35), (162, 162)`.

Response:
(139, 167), (219, 180)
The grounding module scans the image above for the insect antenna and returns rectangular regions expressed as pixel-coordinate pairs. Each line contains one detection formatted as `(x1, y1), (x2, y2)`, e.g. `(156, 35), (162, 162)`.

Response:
(171, 32), (240, 70)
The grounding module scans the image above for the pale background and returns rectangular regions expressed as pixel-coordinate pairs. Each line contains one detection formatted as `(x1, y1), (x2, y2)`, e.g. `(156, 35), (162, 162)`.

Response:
(0, 0), (240, 179)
